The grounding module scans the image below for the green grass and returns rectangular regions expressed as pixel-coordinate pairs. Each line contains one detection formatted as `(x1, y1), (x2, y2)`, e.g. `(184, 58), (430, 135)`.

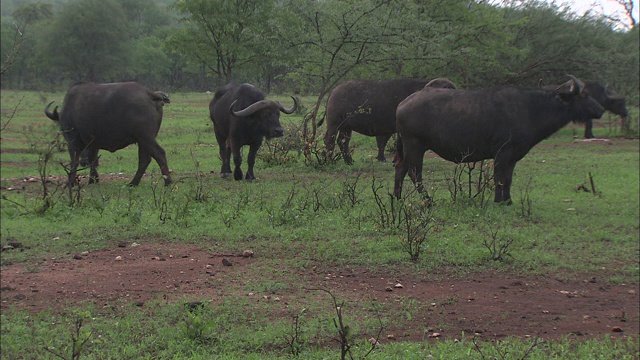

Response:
(1, 90), (639, 358)
(1, 303), (638, 359)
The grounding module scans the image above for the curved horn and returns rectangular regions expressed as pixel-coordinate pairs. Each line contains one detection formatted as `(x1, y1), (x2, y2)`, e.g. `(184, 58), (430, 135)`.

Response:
(567, 74), (584, 94)
(230, 100), (274, 117)
(278, 96), (298, 114)
(425, 78), (457, 89)
(44, 101), (59, 121)
(555, 75), (584, 95)
(608, 94), (625, 100)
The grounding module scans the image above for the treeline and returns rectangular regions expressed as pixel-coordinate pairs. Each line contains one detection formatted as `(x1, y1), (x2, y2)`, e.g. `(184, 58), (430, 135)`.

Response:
(1, 0), (638, 101)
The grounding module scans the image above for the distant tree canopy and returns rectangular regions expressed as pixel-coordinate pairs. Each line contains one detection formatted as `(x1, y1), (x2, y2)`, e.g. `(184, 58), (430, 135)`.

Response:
(0, 0), (638, 105)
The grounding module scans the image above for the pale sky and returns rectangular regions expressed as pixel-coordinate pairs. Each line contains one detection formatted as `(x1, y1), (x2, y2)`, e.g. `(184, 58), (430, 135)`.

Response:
(491, 0), (638, 30)
(557, 0), (638, 29)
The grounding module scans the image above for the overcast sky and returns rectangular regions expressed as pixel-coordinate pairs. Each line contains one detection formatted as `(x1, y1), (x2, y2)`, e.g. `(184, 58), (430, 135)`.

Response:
(557, 0), (638, 29)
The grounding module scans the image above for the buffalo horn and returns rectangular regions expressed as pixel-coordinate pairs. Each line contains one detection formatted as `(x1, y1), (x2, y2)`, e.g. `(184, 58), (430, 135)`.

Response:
(425, 78), (457, 89)
(44, 101), (59, 121)
(278, 96), (298, 114)
(566, 75), (584, 94)
(230, 100), (272, 117)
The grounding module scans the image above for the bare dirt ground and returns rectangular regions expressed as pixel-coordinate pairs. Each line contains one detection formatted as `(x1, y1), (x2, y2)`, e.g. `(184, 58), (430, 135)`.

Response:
(1, 243), (637, 343)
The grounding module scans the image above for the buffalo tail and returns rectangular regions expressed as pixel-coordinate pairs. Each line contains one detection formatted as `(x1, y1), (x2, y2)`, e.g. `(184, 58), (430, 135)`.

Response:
(393, 135), (404, 167)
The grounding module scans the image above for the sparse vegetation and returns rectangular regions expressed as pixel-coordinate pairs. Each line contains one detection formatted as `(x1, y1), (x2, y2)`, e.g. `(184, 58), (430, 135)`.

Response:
(1, 91), (638, 359)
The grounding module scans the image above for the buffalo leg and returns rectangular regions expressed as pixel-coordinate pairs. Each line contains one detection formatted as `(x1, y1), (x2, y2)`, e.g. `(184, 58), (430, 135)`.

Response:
(394, 138), (426, 199)
(149, 142), (172, 185)
(131, 140), (171, 186)
(375, 135), (392, 162)
(83, 148), (100, 184)
(584, 119), (595, 139)
(215, 132), (232, 177)
(409, 156), (425, 194)
(323, 125), (338, 161)
(231, 142), (244, 181)
(337, 129), (353, 164)
(245, 142), (261, 181)
(66, 147), (82, 187)
(131, 148), (152, 186)
(393, 159), (408, 199)
(493, 161), (516, 204)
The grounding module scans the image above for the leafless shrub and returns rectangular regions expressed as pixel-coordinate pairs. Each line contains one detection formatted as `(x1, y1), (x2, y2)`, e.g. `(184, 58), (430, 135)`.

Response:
(398, 193), (435, 262)
(448, 158), (494, 208)
(472, 335), (541, 360)
(338, 168), (364, 208)
(518, 175), (535, 219)
(479, 220), (515, 262)
(283, 309), (307, 357)
(371, 176), (402, 230)
(308, 288), (383, 360)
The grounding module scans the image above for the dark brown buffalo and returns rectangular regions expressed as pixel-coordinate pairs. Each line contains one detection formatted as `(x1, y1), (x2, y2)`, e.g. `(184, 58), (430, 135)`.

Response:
(44, 82), (171, 186)
(394, 76), (605, 204)
(544, 81), (627, 138)
(321, 78), (456, 164)
(209, 83), (297, 181)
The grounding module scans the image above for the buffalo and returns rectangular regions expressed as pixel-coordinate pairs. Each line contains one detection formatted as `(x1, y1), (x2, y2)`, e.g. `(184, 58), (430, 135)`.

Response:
(209, 83), (297, 181)
(321, 78), (457, 164)
(45, 82), (172, 187)
(393, 76), (605, 204)
(544, 81), (627, 138)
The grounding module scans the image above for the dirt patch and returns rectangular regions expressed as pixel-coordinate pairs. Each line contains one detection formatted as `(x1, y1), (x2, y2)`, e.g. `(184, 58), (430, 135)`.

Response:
(1, 243), (637, 342)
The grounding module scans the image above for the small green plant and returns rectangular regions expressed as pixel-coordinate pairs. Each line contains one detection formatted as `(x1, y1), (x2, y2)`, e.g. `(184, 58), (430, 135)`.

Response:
(398, 193), (435, 262)
(181, 305), (217, 345)
(310, 288), (382, 360)
(283, 308), (307, 357)
(259, 123), (303, 166)
(518, 175), (534, 219)
(43, 310), (93, 360)
(190, 148), (210, 202)
(221, 190), (250, 228)
(35, 133), (66, 212)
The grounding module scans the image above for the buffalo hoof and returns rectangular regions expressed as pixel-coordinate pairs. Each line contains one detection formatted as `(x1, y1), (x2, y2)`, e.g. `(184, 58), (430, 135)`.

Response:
(220, 172), (232, 179)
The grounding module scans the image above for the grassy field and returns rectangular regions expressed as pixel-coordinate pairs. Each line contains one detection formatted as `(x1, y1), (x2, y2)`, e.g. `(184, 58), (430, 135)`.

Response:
(1, 90), (638, 359)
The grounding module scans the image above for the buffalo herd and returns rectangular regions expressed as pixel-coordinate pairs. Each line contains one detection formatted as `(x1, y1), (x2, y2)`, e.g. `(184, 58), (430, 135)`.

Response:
(45, 75), (626, 204)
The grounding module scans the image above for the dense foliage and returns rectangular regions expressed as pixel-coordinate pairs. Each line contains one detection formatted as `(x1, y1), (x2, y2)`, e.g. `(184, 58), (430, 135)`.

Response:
(1, 0), (638, 101)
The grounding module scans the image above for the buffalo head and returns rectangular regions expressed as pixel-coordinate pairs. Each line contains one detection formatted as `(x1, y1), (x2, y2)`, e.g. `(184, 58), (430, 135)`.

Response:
(556, 75), (604, 123)
(230, 97), (297, 139)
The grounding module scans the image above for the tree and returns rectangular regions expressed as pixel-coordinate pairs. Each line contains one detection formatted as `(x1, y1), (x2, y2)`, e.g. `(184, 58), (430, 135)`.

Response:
(170, 0), (278, 87)
(278, 0), (409, 160)
(40, 0), (130, 82)
(1, 3), (54, 87)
